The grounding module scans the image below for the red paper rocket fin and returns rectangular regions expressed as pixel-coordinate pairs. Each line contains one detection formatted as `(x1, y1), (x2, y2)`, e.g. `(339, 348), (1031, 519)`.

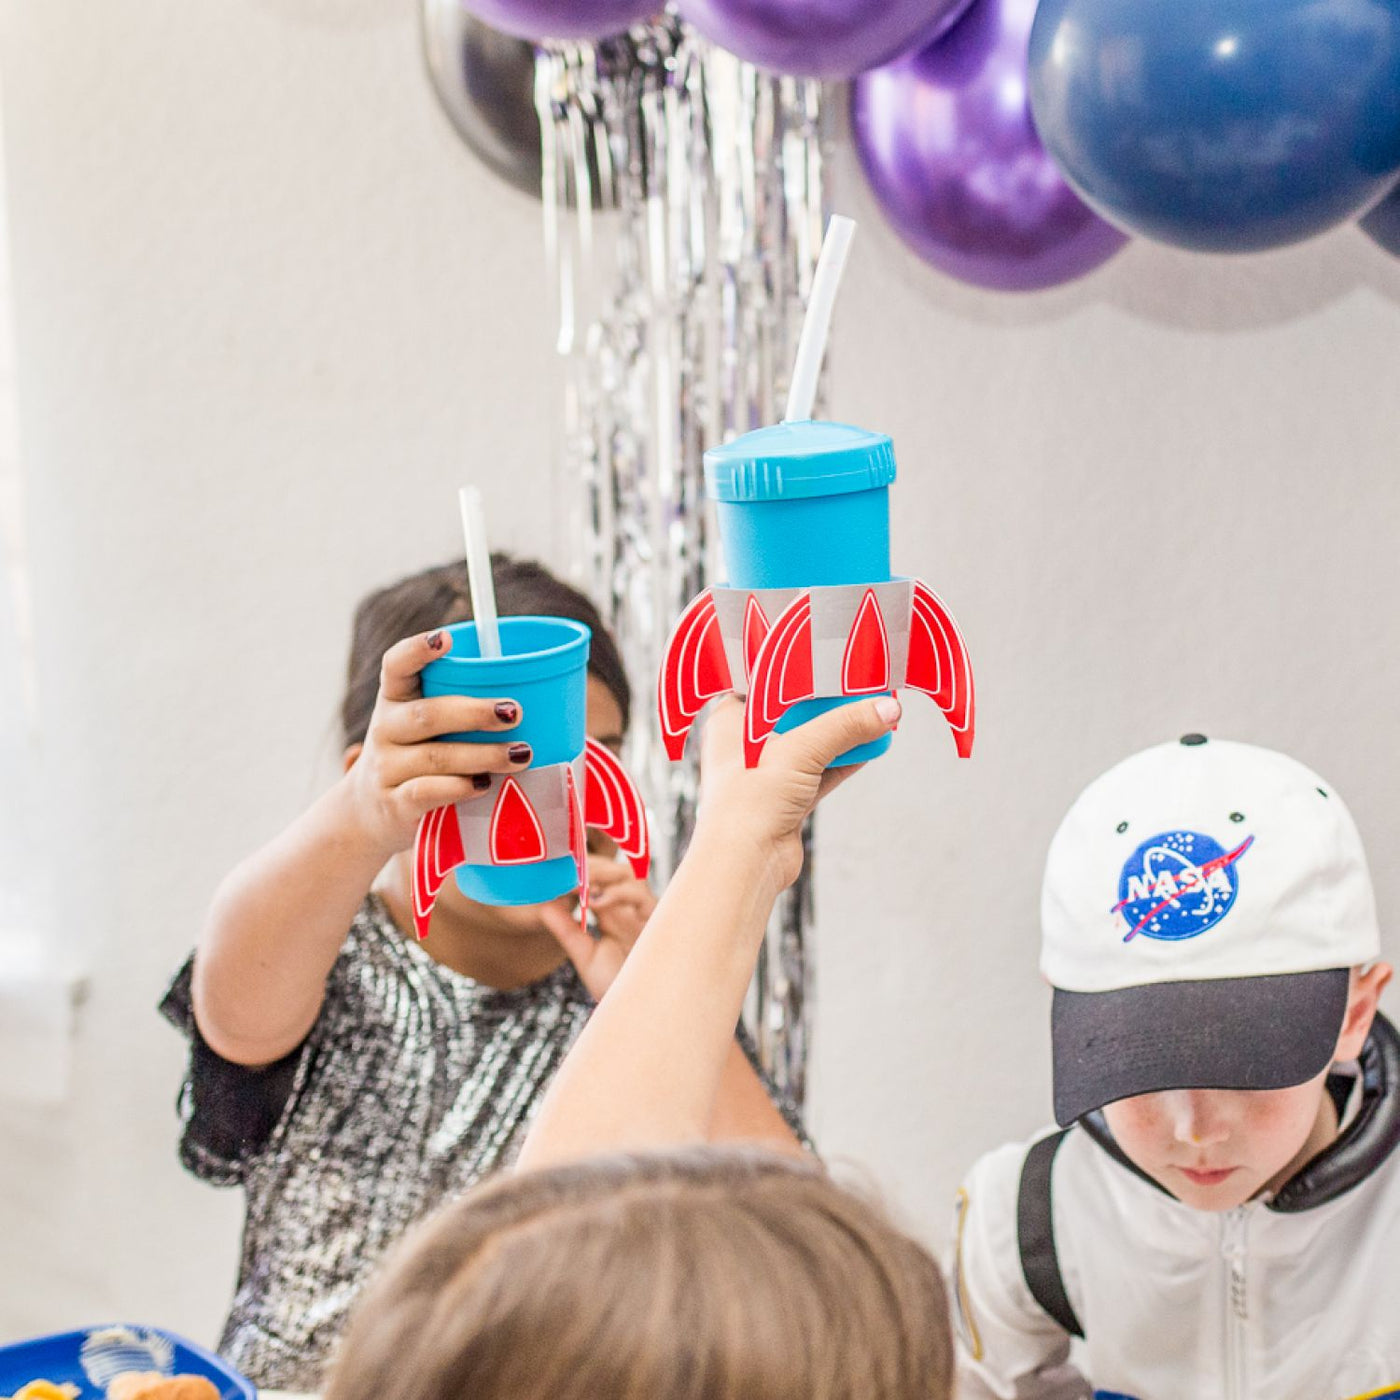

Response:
(411, 802), (465, 939)
(905, 579), (975, 758)
(743, 594), (771, 685)
(744, 590), (814, 768)
(566, 764), (588, 932)
(584, 737), (650, 879)
(489, 777), (548, 864)
(842, 588), (892, 694)
(659, 589), (734, 761)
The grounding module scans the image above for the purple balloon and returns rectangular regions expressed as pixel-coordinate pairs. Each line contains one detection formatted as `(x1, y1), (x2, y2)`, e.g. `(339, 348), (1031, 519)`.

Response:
(461, 0), (656, 42)
(852, 0), (1127, 291)
(676, 0), (975, 80)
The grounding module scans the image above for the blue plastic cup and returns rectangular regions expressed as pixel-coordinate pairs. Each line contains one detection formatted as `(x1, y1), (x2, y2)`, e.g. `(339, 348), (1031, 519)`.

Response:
(704, 419), (896, 766)
(421, 615), (590, 906)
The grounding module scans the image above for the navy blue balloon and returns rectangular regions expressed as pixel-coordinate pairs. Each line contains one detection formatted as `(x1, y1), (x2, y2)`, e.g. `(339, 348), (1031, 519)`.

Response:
(1361, 180), (1400, 255)
(1028, 0), (1400, 253)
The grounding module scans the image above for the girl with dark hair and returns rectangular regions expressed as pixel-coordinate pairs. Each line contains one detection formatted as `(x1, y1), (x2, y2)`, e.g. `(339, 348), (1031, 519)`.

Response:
(159, 555), (803, 1391)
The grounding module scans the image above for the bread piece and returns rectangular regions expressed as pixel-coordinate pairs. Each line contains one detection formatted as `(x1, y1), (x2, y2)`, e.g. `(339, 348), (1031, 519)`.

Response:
(106, 1375), (166, 1400)
(106, 1376), (220, 1400)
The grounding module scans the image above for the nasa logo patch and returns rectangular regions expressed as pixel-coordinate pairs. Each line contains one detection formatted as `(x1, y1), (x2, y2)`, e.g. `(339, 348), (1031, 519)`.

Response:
(1112, 829), (1254, 944)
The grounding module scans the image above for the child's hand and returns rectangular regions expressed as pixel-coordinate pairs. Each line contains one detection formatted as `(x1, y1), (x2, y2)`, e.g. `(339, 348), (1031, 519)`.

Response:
(344, 629), (534, 855)
(695, 693), (901, 894)
(539, 855), (658, 1001)
(587, 856), (659, 942)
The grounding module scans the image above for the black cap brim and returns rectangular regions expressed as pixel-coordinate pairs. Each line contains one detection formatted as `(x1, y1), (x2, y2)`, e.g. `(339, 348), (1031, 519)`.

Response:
(1051, 969), (1350, 1127)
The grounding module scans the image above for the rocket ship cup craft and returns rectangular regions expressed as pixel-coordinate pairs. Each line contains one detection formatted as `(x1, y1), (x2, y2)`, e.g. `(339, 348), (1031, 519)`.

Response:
(659, 217), (974, 771)
(659, 419), (975, 769)
(409, 616), (649, 938)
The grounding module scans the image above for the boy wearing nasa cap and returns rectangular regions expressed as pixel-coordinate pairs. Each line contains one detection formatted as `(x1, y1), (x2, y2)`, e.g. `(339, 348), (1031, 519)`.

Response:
(953, 735), (1400, 1400)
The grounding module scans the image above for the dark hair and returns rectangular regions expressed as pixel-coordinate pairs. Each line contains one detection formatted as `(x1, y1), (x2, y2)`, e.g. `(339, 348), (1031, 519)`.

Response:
(325, 1147), (954, 1400)
(341, 554), (630, 749)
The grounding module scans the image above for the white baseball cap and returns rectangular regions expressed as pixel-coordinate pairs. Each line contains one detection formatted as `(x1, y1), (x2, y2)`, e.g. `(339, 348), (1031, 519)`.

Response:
(1042, 734), (1381, 1125)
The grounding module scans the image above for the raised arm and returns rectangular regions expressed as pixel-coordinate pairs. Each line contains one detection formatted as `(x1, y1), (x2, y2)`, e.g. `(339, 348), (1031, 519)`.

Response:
(540, 852), (803, 1155)
(517, 693), (900, 1170)
(192, 629), (529, 1066)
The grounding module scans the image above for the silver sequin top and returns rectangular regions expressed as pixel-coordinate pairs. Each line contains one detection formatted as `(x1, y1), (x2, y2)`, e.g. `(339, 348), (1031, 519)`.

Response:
(161, 894), (803, 1392)
(161, 895), (597, 1390)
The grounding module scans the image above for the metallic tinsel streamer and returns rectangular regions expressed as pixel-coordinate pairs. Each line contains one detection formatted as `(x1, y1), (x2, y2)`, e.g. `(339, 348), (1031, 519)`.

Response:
(535, 13), (828, 1105)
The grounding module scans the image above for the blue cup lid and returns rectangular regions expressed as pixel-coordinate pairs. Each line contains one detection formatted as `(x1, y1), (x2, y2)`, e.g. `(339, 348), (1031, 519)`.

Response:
(704, 420), (896, 503)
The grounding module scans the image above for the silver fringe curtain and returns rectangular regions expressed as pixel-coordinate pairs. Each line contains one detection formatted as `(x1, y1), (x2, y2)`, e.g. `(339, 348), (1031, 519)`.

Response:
(534, 12), (829, 1105)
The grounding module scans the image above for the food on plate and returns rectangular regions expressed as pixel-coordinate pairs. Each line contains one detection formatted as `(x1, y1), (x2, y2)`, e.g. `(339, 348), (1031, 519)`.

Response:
(106, 1376), (219, 1400)
(4, 1382), (81, 1400)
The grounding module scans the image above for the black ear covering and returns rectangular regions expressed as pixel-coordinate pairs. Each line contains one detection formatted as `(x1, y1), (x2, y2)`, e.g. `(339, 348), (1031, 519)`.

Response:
(1271, 1013), (1400, 1213)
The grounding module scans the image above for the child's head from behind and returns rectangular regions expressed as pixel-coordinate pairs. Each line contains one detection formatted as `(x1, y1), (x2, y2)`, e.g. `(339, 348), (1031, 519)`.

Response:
(325, 1149), (954, 1400)
(340, 553), (631, 753)
(1042, 735), (1392, 1211)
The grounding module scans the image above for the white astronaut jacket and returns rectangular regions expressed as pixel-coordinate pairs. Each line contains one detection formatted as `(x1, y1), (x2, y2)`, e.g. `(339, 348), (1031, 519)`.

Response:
(952, 1017), (1400, 1400)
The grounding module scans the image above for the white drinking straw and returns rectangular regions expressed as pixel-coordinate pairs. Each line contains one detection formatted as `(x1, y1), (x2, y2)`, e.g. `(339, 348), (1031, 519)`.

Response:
(458, 486), (502, 658)
(783, 214), (857, 424)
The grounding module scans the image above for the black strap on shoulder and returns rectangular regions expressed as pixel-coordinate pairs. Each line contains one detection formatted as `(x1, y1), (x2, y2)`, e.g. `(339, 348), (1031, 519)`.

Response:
(1017, 1129), (1084, 1339)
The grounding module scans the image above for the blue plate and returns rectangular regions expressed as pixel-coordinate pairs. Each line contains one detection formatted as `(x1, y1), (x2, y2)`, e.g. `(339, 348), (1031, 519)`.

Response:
(0, 1329), (253, 1400)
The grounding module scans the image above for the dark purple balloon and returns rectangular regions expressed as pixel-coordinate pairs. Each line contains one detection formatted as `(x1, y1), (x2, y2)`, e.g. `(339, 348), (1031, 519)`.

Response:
(852, 0), (1128, 291)
(1361, 181), (1400, 257)
(462, 0), (656, 42)
(676, 0), (975, 80)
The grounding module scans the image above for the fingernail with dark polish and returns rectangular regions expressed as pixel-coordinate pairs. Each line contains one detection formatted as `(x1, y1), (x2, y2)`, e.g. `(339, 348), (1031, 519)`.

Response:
(426, 630), (445, 652)
(508, 743), (532, 764)
(472, 773), (492, 791)
(495, 702), (520, 723)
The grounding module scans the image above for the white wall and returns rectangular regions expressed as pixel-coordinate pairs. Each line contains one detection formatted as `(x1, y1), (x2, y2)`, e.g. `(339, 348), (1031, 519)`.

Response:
(2, 0), (1398, 1345)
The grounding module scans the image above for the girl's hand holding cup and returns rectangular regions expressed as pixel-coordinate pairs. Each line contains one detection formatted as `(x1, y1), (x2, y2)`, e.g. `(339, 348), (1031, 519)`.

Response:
(345, 629), (534, 856)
